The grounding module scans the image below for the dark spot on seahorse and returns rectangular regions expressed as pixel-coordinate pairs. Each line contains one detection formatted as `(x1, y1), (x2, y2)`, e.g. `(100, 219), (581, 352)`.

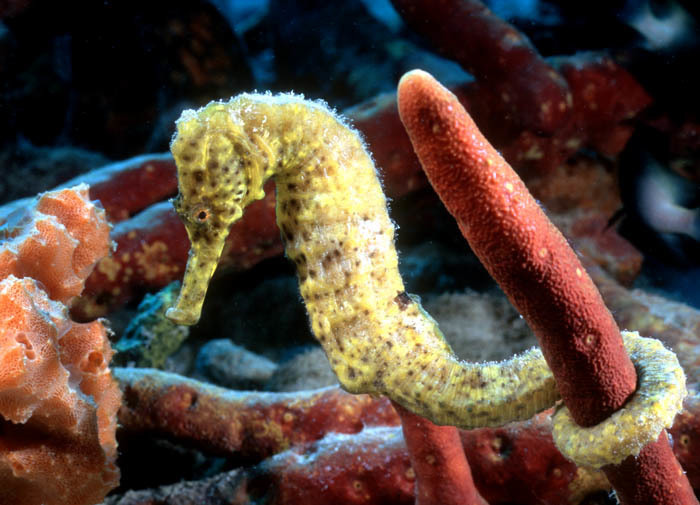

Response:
(347, 367), (356, 379)
(193, 170), (204, 183)
(207, 159), (219, 170)
(322, 253), (333, 267)
(309, 269), (317, 278)
(394, 292), (412, 310)
(287, 182), (297, 191)
(234, 143), (247, 157)
(281, 225), (294, 243)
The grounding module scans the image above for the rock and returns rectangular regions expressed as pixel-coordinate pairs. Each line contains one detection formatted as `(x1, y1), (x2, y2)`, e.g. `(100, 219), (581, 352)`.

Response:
(266, 347), (338, 392)
(195, 339), (278, 389)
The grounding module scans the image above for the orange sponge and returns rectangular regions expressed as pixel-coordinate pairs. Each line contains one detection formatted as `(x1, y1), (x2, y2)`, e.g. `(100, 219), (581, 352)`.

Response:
(0, 185), (120, 505)
(0, 184), (112, 305)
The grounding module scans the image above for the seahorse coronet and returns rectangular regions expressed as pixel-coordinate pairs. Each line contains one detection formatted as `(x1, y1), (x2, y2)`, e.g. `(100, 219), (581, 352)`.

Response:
(166, 92), (686, 466)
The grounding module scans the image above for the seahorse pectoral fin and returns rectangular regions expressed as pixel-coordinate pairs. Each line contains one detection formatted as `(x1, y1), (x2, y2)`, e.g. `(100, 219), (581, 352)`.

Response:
(165, 238), (226, 326)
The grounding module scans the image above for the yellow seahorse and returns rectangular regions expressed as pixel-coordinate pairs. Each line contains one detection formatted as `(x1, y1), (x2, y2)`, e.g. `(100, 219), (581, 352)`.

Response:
(165, 92), (685, 468)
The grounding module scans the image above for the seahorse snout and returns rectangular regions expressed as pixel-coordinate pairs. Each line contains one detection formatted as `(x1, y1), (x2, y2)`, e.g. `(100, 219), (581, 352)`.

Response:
(166, 227), (228, 326)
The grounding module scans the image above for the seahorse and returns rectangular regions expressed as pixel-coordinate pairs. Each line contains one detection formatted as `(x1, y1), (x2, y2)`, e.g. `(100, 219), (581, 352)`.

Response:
(165, 93), (685, 467)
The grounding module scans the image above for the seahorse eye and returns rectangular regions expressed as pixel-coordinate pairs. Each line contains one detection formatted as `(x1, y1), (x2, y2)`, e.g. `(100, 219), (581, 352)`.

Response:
(192, 206), (210, 223)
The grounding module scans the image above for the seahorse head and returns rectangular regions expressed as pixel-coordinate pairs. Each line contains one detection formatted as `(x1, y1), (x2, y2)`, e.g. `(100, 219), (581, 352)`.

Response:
(165, 98), (270, 325)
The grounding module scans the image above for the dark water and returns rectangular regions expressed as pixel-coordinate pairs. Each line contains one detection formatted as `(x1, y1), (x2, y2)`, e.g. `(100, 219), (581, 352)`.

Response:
(0, 0), (699, 501)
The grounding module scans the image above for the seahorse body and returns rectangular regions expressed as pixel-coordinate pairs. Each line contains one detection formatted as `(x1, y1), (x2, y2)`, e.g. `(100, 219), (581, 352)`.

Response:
(165, 93), (685, 467)
(165, 93), (557, 428)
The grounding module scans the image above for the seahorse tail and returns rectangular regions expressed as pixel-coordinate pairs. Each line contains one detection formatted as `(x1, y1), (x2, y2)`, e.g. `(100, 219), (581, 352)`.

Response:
(552, 331), (686, 468)
(320, 286), (561, 429)
(379, 305), (560, 429)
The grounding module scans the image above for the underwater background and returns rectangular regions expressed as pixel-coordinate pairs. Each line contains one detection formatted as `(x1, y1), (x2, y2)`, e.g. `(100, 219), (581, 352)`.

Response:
(1, 1), (699, 504)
